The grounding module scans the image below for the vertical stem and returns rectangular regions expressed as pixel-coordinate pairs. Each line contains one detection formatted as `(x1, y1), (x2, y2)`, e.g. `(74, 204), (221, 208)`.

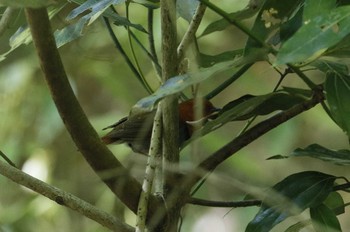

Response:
(160, 0), (181, 231)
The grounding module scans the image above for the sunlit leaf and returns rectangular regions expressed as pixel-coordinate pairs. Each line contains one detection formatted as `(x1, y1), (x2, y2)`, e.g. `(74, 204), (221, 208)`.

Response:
(246, 171), (336, 232)
(291, 144), (350, 165)
(310, 204), (341, 232)
(324, 72), (350, 136)
(276, 6), (350, 65)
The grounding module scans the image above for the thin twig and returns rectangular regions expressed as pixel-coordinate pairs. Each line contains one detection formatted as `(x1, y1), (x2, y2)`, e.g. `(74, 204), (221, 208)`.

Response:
(177, 3), (206, 60)
(188, 197), (261, 208)
(147, 9), (162, 78)
(136, 104), (163, 232)
(0, 160), (133, 232)
(206, 63), (253, 99)
(103, 17), (148, 91)
(125, 3), (153, 93)
(0, 150), (17, 168)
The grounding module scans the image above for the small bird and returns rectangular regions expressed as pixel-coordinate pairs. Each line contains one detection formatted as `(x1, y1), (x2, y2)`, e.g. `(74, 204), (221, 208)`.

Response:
(101, 99), (218, 155)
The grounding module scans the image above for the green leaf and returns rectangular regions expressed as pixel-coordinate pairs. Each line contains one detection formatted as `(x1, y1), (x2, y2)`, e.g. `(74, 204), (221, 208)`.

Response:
(132, 60), (237, 113)
(67, 0), (125, 22)
(291, 144), (350, 165)
(55, 16), (89, 48)
(323, 192), (345, 215)
(276, 6), (350, 65)
(325, 34), (350, 58)
(310, 59), (349, 75)
(245, 0), (304, 53)
(281, 87), (313, 98)
(0, 0), (54, 7)
(199, 92), (305, 135)
(279, 5), (303, 43)
(0, 4), (65, 62)
(200, 1), (263, 37)
(303, 0), (337, 22)
(285, 220), (312, 232)
(199, 50), (243, 68)
(69, 0), (146, 31)
(55, 0), (146, 47)
(246, 171), (336, 232)
(310, 204), (341, 232)
(324, 72), (350, 136)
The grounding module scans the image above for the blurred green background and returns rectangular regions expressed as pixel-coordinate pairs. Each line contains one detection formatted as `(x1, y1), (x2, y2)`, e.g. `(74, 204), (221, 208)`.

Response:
(1, 1), (350, 231)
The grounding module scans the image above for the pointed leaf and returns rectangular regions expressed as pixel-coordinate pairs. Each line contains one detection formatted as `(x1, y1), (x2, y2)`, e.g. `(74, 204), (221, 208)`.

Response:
(200, 1), (263, 37)
(199, 92), (305, 136)
(246, 171), (336, 232)
(55, 16), (89, 48)
(276, 6), (350, 65)
(291, 144), (350, 165)
(132, 60), (237, 113)
(69, 0), (146, 32)
(325, 72), (350, 136)
(310, 204), (341, 232)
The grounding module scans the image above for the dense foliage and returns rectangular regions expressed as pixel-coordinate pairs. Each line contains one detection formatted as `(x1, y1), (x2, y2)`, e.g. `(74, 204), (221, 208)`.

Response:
(1, 0), (350, 231)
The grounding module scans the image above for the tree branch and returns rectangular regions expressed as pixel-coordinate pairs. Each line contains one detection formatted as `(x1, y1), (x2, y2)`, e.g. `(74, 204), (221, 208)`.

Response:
(24, 7), (145, 214)
(183, 88), (325, 195)
(188, 197), (261, 208)
(0, 160), (133, 232)
(177, 2), (206, 60)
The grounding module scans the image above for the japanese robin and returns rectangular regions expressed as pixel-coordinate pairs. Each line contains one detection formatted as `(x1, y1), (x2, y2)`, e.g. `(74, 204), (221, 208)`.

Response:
(101, 99), (218, 154)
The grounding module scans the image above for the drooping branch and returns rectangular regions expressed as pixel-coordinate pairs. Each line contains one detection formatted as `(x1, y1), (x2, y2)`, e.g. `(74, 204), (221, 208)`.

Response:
(0, 160), (133, 232)
(24, 7), (145, 213)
